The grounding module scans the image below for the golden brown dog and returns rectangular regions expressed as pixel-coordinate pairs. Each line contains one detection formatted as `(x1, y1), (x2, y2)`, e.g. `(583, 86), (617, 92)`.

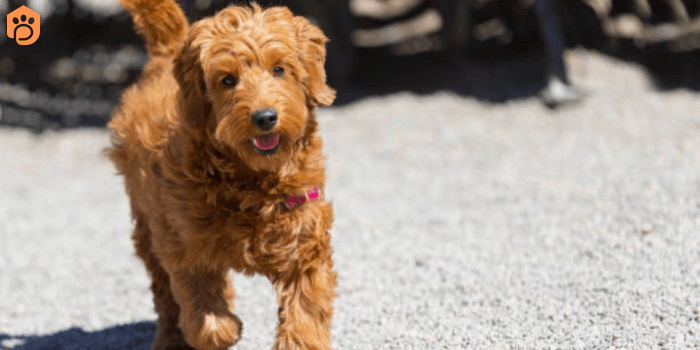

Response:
(106, 1), (337, 349)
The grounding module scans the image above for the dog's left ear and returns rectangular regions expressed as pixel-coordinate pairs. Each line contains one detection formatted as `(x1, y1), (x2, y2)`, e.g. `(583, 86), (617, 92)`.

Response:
(294, 16), (336, 107)
(173, 21), (211, 130)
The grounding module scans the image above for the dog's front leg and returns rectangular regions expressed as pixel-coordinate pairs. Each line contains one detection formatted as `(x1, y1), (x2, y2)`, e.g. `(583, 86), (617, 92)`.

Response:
(167, 269), (242, 350)
(272, 250), (337, 350)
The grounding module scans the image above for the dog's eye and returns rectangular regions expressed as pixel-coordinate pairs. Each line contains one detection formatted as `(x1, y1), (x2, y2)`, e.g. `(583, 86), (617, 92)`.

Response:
(221, 75), (238, 87)
(272, 66), (285, 78)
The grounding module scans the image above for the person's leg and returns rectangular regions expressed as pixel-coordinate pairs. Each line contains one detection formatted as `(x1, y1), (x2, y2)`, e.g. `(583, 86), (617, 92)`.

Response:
(440, 0), (471, 54)
(534, 0), (581, 106)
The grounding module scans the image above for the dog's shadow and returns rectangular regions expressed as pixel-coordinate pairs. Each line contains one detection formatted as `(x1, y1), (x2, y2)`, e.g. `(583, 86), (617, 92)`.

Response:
(0, 321), (156, 350)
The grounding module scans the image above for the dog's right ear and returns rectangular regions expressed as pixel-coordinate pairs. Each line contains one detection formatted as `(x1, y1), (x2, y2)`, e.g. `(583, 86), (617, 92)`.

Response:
(293, 16), (336, 108)
(173, 22), (211, 129)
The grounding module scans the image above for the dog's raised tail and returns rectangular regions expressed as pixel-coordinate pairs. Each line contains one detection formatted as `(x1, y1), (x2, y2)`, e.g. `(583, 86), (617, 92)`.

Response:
(118, 0), (188, 57)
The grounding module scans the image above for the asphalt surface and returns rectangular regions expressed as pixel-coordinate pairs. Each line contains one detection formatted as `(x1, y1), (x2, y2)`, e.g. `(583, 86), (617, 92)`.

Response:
(1, 51), (700, 349)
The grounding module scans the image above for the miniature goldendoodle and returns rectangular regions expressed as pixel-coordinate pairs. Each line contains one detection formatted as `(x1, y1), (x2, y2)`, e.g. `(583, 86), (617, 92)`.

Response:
(106, 1), (337, 349)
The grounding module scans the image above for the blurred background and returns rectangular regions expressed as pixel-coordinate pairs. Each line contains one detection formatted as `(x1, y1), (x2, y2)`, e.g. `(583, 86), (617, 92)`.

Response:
(1, 0), (700, 130)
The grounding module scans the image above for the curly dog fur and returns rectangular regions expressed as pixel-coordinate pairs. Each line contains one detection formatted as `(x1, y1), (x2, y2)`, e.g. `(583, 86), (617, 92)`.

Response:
(105, 1), (337, 349)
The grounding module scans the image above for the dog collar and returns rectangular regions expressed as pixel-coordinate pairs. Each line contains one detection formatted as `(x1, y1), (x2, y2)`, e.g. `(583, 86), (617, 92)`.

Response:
(283, 186), (320, 209)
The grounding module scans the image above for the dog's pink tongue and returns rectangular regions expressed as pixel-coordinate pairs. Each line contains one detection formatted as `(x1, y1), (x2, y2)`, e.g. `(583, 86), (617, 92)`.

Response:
(255, 134), (279, 150)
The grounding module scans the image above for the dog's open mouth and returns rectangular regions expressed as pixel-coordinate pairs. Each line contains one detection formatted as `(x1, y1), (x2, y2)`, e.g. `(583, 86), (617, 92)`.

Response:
(251, 134), (280, 155)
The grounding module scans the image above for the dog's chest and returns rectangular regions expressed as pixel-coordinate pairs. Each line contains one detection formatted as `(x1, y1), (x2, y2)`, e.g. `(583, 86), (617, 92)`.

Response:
(217, 194), (309, 238)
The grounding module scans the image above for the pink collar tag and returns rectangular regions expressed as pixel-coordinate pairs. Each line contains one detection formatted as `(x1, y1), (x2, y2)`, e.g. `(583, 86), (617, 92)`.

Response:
(284, 186), (320, 208)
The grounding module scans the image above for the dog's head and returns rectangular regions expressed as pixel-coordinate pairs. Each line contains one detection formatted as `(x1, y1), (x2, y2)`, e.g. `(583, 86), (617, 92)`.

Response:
(173, 4), (335, 172)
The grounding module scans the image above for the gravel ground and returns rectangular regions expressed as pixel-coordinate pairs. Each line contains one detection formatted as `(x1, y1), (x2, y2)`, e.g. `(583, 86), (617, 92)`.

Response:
(1, 51), (700, 349)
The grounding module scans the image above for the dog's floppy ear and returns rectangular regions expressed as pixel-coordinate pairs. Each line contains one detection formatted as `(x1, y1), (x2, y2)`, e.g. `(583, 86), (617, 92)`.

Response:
(173, 22), (211, 129)
(294, 16), (336, 107)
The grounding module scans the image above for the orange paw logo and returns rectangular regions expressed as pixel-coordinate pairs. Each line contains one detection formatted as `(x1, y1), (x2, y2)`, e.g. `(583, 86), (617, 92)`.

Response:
(7, 6), (40, 45)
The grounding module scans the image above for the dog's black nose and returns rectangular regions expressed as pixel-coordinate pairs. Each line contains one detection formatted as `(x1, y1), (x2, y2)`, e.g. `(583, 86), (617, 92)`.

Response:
(251, 108), (277, 130)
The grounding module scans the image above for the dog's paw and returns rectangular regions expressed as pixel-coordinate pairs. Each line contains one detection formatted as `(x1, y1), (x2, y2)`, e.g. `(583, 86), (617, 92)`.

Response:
(180, 311), (243, 350)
